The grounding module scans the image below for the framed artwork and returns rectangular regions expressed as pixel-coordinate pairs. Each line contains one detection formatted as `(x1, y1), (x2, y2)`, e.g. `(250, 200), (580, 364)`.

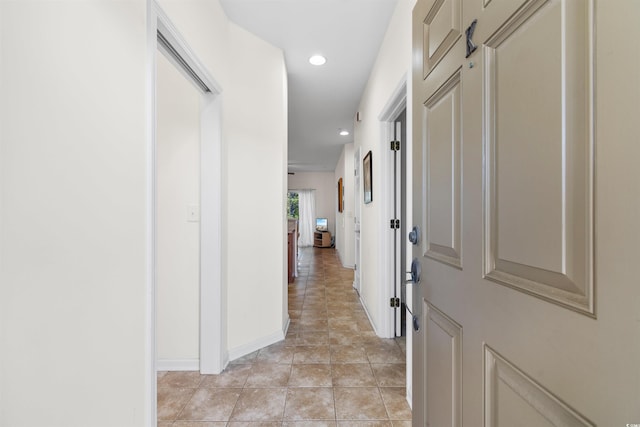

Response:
(363, 150), (372, 204)
(338, 178), (344, 212)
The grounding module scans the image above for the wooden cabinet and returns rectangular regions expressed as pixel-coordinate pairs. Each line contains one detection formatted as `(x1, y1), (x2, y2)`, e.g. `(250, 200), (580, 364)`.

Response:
(314, 231), (331, 248)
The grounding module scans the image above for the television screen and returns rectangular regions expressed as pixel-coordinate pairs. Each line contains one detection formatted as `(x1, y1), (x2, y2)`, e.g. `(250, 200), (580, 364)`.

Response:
(316, 218), (328, 232)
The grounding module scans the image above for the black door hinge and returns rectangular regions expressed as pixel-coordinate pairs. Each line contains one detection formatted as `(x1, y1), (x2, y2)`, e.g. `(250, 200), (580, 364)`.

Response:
(390, 297), (400, 308)
(390, 140), (400, 151)
(389, 219), (400, 229)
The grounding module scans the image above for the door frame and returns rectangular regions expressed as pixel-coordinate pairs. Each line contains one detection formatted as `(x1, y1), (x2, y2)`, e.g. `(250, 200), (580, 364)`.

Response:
(147, 2), (225, 424)
(377, 75), (408, 339)
(353, 147), (362, 294)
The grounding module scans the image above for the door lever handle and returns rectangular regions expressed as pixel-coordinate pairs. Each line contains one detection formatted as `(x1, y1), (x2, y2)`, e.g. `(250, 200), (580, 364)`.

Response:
(406, 258), (422, 332)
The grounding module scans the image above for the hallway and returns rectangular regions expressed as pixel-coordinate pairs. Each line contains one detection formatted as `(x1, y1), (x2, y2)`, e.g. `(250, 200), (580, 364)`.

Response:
(157, 247), (411, 426)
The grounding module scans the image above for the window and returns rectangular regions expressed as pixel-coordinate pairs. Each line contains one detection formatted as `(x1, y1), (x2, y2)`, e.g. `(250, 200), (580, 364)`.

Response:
(287, 191), (299, 219)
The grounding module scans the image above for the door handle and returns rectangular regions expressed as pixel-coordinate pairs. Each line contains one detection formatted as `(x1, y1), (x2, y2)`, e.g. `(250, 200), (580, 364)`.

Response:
(405, 258), (422, 331)
(408, 226), (420, 245)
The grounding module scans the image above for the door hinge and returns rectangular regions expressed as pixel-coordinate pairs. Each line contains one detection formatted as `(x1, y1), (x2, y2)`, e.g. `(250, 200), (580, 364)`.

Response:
(389, 219), (400, 229)
(390, 140), (400, 151)
(390, 297), (400, 308)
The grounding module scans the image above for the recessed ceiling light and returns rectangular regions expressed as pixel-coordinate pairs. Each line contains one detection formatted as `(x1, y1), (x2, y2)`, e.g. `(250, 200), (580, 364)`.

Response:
(309, 55), (327, 66)
(339, 129), (350, 136)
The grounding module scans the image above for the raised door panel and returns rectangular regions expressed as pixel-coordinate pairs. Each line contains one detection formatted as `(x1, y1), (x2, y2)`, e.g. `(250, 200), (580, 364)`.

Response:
(425, 70), (462, 268)
(484, 346), (594, 427)
(422, 0), (461, 78)
(483, 0), (594, 315)
(424, 302), (462, 427)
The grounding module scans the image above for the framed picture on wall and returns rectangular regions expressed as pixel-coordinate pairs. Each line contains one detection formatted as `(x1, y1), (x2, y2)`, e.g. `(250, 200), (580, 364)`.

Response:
(363, 151), (372, 204)
(338, 178), (344, 212)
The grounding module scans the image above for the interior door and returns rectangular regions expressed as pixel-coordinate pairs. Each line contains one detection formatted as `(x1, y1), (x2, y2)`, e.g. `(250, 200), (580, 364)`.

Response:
(354, 147), (361, 294)
(411, 0), (640, 426)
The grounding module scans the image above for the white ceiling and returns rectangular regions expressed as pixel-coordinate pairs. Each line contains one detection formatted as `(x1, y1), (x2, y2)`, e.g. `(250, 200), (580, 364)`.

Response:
(219, 0), (399, 172)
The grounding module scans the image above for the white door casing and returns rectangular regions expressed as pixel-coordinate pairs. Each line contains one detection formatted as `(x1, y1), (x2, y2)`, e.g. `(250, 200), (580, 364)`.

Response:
(149, 5), (225, 424)
(412, 0), (640, 426)
(379, 78), (408, 338)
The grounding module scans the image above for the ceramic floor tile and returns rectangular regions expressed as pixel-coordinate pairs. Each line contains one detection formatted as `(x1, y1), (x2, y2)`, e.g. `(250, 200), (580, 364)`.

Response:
(159, 371), (203, 388)
(283, 422), (337, 427)
(300, 309), (328, 319)
(172, 422), (227, 427)
(231, 350), (260, 365)
(177, 388), (241, 421)
(288, 364), (333, 387)
(256, 345), (295, 364)
(365, 345), (405, 364)
(371, 364), (406, 387)
(379, 388), (411, 421)
(157, 388), (196, 421)
(331, 364), (377, 387)
(334, 387), (388, 421)
(328, 319), (359, 332)
(158, 247), (411, 424)
(327, 310), (355, 320)
(330, 345), (368, 363)
(356, 319), (375, 332)
(283, 387), (335, 421)
(245, 363), (291, 387)
(329, 330), (364, 346)
(300, 317), (329, 331)
(337, 422), (392, 427)
(230, 388), (287, 422)
(303, 301), (328, 310)
(200, 364), (251, 388)
(293, 345), (331, 364)
(297, 331), (330, 346)
(304, 295), (326, 304)
(227, 422), (282, 427)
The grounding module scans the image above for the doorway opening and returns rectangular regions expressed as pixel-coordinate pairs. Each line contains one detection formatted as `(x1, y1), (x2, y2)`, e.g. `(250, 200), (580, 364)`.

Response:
(378, 75), (412, 404)
(149, 3), (224, 424)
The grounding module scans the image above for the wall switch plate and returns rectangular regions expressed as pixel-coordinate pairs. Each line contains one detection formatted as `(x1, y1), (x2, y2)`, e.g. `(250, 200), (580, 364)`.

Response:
(187, 205), (200, 222)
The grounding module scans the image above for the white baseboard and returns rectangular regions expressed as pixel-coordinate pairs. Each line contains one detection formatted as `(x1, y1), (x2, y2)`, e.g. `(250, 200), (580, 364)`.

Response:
(157, 358), (199, 371)
(283, 314), (291, 336)
(359, 294), (381, 337)
(336, 247), (355, 269)
(228, 327), (286, 361)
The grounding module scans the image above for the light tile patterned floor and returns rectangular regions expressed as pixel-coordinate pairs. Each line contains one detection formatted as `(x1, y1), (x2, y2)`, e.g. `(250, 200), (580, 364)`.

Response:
(158, 247), (411, 426)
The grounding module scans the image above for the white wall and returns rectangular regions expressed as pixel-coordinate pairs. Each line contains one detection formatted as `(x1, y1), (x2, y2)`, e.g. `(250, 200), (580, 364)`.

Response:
(288, 172), (336, 236)
(224, 23), (288, 355)
(352, 0), (413, 335)
(0, 2), (149, 425)
(0, 0), (288, 425)
(156, 53), (201, 365)
(334, 143), (355, 268)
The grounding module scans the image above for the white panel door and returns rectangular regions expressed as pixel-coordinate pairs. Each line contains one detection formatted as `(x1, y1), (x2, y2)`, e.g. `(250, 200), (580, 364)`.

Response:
(411, 0), (640, 425)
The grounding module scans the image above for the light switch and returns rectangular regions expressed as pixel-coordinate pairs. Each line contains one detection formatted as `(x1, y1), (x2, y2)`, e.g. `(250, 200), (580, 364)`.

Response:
(187, 205), (200, 222)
